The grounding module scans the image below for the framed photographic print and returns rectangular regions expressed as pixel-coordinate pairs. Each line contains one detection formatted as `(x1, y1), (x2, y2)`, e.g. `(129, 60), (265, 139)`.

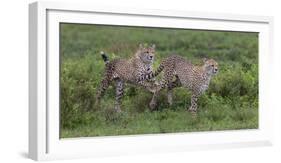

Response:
(29, 1), (274, 161)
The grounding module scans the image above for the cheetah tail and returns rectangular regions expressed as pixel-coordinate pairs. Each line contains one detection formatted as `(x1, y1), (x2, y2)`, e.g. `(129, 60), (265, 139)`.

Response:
(100, 51), (109, 64)
(137, 63), (164, 82)
(150, 64), (164, 78)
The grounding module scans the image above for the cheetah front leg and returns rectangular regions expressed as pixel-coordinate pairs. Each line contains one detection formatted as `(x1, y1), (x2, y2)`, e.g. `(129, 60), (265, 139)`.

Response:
(149, 91), (160, 110)
(188, 93), (199, 114)
(114, 79), (124, 112)
(167, 76), (181, 106)
(167, 86), (173, 106)
(149, 70), (174, 110)
(136, 80), (159, 93)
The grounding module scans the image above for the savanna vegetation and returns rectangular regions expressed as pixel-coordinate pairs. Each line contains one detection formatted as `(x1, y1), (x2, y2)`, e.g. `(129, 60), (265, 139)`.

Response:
(60, 23), (258, 138)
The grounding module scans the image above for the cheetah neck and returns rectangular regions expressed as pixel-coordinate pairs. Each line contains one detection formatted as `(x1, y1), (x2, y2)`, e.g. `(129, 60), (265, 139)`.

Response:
(130, 54), (140, 63)
(197, 66), (213, 82)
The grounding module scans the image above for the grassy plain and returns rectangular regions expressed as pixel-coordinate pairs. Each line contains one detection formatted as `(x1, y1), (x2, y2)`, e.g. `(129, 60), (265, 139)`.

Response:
(60, 23), (258, 138)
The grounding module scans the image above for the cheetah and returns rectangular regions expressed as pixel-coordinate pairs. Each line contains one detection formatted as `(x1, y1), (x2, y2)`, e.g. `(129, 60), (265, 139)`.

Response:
(95, 44), (158, 112)
(142, 54), (218, 114)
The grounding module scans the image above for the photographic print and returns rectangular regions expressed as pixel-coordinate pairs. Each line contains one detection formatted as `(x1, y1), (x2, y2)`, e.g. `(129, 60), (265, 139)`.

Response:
(60, 23), (258, 138)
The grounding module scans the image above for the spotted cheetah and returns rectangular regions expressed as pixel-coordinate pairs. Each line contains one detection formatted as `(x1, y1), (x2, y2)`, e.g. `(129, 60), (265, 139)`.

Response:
(95, 44), (158, 112)
(143, 54), (218, 114)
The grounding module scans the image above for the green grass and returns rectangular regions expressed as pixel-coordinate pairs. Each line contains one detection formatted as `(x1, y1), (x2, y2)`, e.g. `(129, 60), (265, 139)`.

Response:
(60, 23), (258, 138)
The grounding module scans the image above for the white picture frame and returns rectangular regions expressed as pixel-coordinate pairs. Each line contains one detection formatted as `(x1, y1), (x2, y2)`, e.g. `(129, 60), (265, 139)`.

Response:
(29, 1), (274, 161)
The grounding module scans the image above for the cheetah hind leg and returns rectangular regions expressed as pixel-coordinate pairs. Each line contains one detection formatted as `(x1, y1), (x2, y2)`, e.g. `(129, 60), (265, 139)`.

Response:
(114, 79), (124, 113)
(94, 77), (111, 110)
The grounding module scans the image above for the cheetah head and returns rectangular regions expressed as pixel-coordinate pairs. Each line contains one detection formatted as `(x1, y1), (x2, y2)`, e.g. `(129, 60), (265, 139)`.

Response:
(137, 44), (156, 64)
(203, 58), (219, 75)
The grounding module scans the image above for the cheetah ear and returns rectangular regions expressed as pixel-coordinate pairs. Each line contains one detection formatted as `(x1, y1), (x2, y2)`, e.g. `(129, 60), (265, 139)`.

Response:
(139, 43), (144, 49)
(151, 44), (156, 49)
(202, 58), (208, 63)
